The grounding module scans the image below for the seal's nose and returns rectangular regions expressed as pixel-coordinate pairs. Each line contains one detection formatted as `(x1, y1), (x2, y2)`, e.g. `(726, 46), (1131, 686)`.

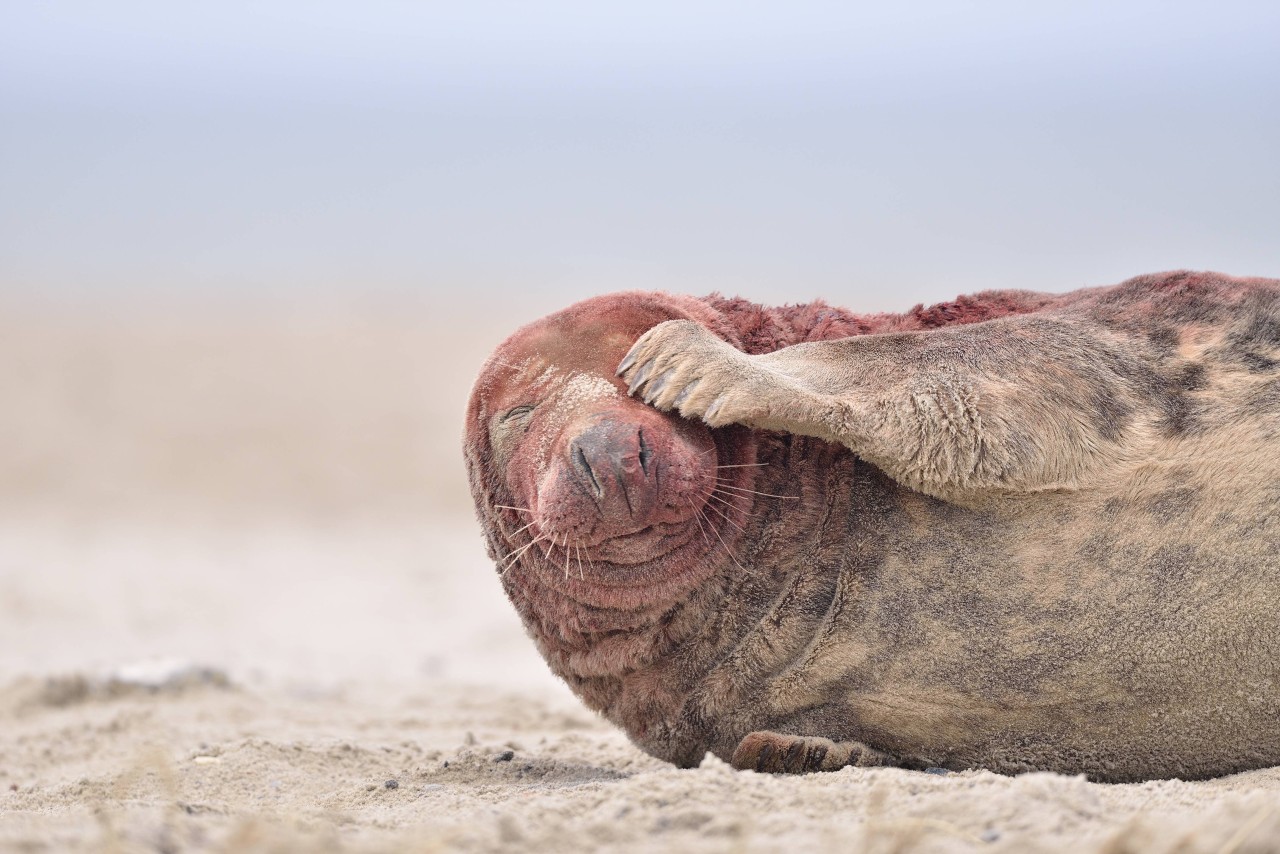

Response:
(567, 420), (656, 518)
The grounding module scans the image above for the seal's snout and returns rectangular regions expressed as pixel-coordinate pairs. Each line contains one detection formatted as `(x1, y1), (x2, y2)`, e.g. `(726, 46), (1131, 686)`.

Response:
(532, 399), (716, 555)
(567, 419), (657, 518)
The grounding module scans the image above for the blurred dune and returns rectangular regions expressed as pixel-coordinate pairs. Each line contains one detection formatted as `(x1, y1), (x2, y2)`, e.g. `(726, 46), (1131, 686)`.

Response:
(0, 297), (527, 526)
(0, 294), (570, 692)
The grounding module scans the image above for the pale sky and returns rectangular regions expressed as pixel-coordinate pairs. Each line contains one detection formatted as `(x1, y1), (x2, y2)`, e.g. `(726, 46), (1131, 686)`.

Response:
(2, 1), (1277, 308)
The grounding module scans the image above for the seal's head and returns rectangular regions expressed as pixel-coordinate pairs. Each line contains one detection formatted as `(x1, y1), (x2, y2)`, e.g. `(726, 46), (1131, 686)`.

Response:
(464, 292), (757, 681)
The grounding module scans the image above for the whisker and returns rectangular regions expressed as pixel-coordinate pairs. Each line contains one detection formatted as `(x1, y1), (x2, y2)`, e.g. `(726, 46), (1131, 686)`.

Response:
(575, 542), (585, 581)
(701, 504), (749, 575)
(715, 462), (770, 469)
(687, 498), (712, 547)
(693, 502), (714, 546)
(714, 481), (799, 500)
(500, 534), (538, 567)
(500, 534), (545, 575)
(706, 489), (758, 517)
(701, 498), (747, 534)
(494, 504), (533, 514)
(506, 520), (536, 538)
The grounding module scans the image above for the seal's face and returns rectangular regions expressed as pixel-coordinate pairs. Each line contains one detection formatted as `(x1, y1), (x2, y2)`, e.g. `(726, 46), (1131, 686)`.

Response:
(466, 293), (755, 616)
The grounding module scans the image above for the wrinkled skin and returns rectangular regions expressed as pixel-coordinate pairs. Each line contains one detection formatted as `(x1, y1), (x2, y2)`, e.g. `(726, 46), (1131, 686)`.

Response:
(463, 271), (1280, 782)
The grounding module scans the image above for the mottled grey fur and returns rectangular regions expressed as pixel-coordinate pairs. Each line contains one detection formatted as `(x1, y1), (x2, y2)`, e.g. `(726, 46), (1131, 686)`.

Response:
(469, 272), (1280, 782)
(614, 273), (1279, 781)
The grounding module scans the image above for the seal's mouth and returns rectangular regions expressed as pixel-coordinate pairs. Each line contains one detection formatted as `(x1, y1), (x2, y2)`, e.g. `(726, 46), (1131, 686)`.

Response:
(510, 504), (720, 597)
(557, 517), (702, 568)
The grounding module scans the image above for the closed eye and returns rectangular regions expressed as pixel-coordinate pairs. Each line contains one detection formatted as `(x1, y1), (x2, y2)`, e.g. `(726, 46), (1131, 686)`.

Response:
(501, 404), (536, 423)
(488, 404), (537, 461)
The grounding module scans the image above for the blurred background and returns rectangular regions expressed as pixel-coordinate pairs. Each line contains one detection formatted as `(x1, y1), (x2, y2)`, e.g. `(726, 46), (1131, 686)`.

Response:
(1, 1), (1278, 688)
(5, 1), (1279, 304)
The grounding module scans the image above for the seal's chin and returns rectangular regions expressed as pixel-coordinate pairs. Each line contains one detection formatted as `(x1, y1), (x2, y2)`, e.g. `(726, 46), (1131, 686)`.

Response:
(519, 482), (728, 603)
(582, 518), (690, 561)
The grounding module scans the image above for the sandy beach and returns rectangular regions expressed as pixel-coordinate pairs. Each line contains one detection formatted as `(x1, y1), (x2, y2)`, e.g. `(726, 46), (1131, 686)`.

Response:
(4, 299), (1280, 853)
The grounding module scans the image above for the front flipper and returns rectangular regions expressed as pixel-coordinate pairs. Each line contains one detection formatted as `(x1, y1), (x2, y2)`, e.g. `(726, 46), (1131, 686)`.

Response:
(618, 319), (821, 432)
(621, 314), (1161, 500)
(731, 730), (891, 774)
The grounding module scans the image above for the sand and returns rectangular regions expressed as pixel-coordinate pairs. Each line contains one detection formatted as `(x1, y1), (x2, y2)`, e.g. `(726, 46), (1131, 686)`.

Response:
(3, 298), (1280, 853)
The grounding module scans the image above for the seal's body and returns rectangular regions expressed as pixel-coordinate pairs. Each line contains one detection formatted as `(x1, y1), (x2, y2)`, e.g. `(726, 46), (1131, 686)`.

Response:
(464, 271), (1280, 781)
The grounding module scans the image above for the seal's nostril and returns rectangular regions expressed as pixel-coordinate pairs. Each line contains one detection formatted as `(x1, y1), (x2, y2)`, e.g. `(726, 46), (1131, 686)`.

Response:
(571, 443), (604, 498)
(637, 428), (654, 477)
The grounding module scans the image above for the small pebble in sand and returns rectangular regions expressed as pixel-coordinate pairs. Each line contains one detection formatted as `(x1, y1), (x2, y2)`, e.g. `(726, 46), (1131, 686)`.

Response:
(384, 779), (399, 790)
(495, 750), (515, 762)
